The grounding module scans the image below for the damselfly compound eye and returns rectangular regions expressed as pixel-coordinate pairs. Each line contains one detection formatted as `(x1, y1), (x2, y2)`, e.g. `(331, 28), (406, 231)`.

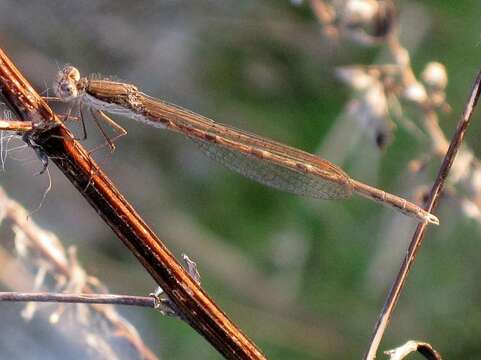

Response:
(65, 66), (80, 82)
(53, 66), (81, 101)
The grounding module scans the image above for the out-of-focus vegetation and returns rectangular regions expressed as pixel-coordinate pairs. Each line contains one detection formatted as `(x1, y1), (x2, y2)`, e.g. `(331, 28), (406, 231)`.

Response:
(0, 0), (480, 358)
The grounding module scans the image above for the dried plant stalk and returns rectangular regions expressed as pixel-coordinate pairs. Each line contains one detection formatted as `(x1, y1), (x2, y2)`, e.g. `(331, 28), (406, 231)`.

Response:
(305, 2), (481, 358)
(364, 71), (481, 359)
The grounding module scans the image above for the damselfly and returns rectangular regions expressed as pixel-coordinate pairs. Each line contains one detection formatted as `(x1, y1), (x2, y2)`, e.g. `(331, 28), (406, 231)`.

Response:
(51, 65), (438, 225)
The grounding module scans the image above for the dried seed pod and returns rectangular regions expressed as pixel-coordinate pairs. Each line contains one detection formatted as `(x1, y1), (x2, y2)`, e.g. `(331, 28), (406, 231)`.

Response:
(422, 62), (448, 90)
(403, 81), (428, 105)
(340, 0), (397, 44)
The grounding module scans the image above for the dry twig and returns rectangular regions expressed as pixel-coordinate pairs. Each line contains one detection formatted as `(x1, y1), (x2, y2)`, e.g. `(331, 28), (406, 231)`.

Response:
(364, 70), (481, 359)
(305, 2), (481, 358)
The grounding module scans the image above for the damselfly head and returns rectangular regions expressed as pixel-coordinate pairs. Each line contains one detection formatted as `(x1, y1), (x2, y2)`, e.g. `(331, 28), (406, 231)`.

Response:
(53, 65), (81, 101)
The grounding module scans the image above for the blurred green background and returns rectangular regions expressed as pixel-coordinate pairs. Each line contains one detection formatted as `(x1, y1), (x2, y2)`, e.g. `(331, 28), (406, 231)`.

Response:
(0, 0), (480, 358)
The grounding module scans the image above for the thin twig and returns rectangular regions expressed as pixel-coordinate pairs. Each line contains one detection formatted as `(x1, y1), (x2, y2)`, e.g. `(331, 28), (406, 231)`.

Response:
(306, 2), (480, 357)
(364, 71), (481, 359)
(0, 119), (33, 131)
(0, 48), (264, 359)
(0, 292), (156, 307)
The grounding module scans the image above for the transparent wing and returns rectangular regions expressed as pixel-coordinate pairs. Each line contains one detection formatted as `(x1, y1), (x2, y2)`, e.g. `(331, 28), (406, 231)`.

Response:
(191, 138), (352, 200)
(85, 89), (352, 199)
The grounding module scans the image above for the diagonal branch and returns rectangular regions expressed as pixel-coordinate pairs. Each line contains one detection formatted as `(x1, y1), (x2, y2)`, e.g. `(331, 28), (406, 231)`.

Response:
(0, 48), (265, 359)
(364, 70), (481, 359)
